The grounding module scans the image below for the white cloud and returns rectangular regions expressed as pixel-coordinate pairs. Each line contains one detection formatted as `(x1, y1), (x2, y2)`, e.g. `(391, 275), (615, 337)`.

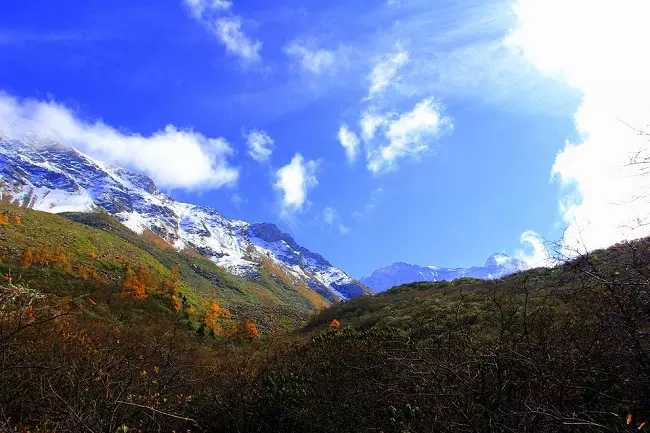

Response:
(367, 44), (409, 98)
(323, 206), (337, 225)
(342, 97), (451, 175)
(516, 230), (552, 267)
(321, 206), (350, 234)
(507, 0), (650, 255)
(184, 0), (231, 19)
(360, 111), (386, 141)
(284, 41), (336, 75)
(364, 98), (452, 174)
(215, 17), (261, 62)
(245, 129), (274, 162)
(338, 124), (360, 163)
(0, 93), (239, 190)
(273, 153), (319, 213)
(339, 38), (453, 174)
(184, 0), (261, 62)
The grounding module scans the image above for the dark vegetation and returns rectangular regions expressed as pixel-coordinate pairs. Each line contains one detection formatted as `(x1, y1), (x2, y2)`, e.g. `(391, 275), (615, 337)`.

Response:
(1, 205), (650, 432)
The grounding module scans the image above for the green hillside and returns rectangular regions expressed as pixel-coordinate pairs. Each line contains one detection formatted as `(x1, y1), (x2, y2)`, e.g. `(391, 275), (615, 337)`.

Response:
(191, 239), (650, 433)
(0, 205), (327, 332)
(2, 205), (649, 432)
(60, 211), (329, 310)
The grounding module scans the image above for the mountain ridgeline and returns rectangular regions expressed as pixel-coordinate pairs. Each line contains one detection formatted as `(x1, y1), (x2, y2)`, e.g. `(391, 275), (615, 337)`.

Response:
(361, 252), (527, 292)
(0, 133), (371, 303)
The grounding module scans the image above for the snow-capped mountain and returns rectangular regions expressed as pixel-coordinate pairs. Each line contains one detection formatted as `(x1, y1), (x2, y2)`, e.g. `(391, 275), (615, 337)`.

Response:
(360, 253), (527, 293)
(0, 132), (370, 301)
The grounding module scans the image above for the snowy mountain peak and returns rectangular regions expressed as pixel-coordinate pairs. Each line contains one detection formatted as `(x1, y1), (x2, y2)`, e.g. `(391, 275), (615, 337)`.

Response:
(361, 253), (527, 293)
(0, 135), (371, 302)
(485, 252), (525, 269)
(249, 222), (285, 242)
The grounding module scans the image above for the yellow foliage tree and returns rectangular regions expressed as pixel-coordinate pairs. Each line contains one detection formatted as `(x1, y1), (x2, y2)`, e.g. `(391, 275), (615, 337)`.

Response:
(122, 266), (147, 300)
(246, 318), (260, 340)
(76, 265), (104, 283)
(171, 295), (182, 313)
(329, 319), (341, 330)
(136, 264), (152, 291)
(26, 245), (73, 272)
(33, 246), (50, 266)
(52, 247), (72, 272)
(204, 301), (222, 335)
(20, 248), (34, 267)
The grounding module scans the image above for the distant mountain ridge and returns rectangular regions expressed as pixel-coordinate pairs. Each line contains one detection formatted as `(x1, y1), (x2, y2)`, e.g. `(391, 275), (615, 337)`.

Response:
(0, 132), (371, 301)
(361, 253), (527, 292)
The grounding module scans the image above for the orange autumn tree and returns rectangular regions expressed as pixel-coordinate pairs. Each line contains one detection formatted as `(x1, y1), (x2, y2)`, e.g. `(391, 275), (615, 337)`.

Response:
(161, 264), (180, 296)
(0, 214), (8, 225)
(13, 216), (21, 225)
(122, 266), (147, 300)
(170, 295), (182, 313)
(204, 301), (222, 335)
(246, 318), (260, 340)
(20, 248), (34, 267)
(33, 246), (51, 266)
(76, 265), (104, 283)
(209, 288), (231, 319)
(202, 289), (232, 335)
(136, 264), (152, 291)
(52, 247), (72, 272)
(22, 245), (73, 272)
(329, 319), (341, 330)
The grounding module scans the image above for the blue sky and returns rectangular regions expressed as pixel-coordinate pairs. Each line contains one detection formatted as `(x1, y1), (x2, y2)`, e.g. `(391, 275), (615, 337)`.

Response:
(3, 0), (645, 278)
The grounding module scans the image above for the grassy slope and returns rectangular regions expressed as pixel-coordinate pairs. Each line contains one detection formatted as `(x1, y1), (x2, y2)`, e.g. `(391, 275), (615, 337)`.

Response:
(60, 211), (328, 310)
(0, 205), (326, 331)
(306, 239), (646, 331)
(305, 271), (553, 331)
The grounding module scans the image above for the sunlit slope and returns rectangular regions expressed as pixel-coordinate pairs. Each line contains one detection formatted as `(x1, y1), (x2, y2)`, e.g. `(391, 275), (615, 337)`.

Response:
(0, 205), (330, 330)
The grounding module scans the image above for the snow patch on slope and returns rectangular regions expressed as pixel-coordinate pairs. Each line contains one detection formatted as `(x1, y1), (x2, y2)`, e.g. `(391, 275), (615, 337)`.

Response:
(0, 135), (371, 301)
